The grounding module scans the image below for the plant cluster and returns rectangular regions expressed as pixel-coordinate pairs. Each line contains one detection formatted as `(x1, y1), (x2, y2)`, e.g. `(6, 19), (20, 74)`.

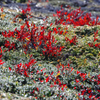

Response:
(0, 3), (100, 100)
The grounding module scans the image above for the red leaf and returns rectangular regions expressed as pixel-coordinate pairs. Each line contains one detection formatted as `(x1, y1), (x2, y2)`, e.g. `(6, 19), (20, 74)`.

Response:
(39, 78), (43, 83)
(75, 79), (80, 83)
(80, 73), (87, 79)
(26, 4), (31, 12)
(1, 8), (3, 12)
(70, 67), (73, 73)
(83, 78), (86, 81)
(94, 38), (98, 42)
(0, 55), (2, 58)
(53, 28), (58, 34)
(88, 90), (92, 93)
(59, 46), (62, 52)
(24, 71), (29, 77)
(46, 77), (49, 82)
(9, 67), (11, 71)
(74, 87), (76, 89)
(81, 89), (86, 95)
(40, 68), (46, 72)
(97, 89), (100, 92)
(32, 90), (35, 93)
(51, 71), (54, 75)
(77, 70), (81, 74)
(22, 9), (25, 15)
(53, 14), (57, 17)
(0, 47), (2, 53)
(25, 20), (30, 28)
(61, 87), (64, 91)
(39, 41), (42, 46)
(46, 0), (49, 2)
(0, 59), (4, 65)
(0, 47), (2, 58)
(50, 84), (54, 88)
(97, 74), (100, 80)
(88, 43), (93, 47)
(89, 95), (92, 98)
(36, 87), (39, 92)
(37, 70), (40, 74)
(68, 63), (70, 67)
(50, 23), (53, 26)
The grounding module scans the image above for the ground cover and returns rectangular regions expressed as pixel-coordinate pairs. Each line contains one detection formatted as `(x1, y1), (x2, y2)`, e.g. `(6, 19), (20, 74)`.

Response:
(0, 3), (100, 100)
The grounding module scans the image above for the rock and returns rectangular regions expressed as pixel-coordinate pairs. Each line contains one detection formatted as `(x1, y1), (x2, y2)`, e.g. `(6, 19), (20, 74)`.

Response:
(5, 0), (12, 4)
(45, 4), (54, 11)
(35, 2), (48, 7)
(1, 0), (100, 21)
(0, 2), (3, 6)
(89, 7), (100, 11)
(73, 0), (88, 7)
(94, 0), (100, 3)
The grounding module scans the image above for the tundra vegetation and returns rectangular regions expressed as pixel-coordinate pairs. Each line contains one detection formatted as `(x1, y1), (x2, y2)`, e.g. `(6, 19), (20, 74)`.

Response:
(0, 2), (100, 100)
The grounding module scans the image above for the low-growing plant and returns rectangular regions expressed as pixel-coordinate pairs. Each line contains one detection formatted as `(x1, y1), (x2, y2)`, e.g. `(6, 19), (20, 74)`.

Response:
(0, 4), (100, 99)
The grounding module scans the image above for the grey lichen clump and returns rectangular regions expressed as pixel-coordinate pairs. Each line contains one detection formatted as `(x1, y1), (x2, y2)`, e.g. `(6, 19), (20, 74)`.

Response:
(0, 90), (31, 100)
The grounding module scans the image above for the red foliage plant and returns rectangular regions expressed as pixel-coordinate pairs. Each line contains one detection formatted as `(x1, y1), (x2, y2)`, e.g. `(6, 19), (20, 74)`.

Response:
(88, 30), (100, 49)
(14, 59), (37, 77)
(65, 36), (77, 45)
(53, 7), (100, 26)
